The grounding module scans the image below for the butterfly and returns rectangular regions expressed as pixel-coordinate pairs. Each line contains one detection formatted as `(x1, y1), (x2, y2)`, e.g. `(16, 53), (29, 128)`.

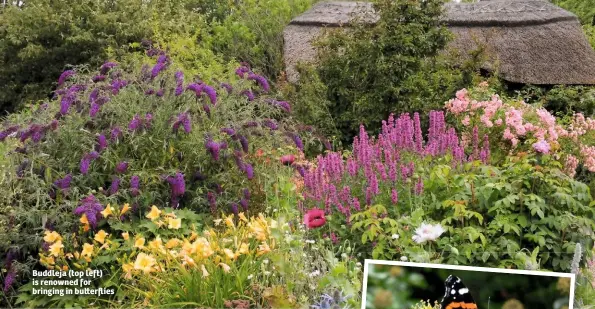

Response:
(440, 275), (478, 309)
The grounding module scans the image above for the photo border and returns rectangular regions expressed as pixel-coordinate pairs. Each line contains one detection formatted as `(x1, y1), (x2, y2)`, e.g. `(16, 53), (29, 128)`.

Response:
(361, 259), (576, 309)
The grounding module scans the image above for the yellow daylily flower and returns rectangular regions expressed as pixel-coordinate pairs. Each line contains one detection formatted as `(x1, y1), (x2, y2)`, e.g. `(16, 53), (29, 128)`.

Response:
(237, 242), (249, 255)
(165, 238), (181, 249)
(239, 212), (249, 222)
(224, 216), (235, 228)
(219, 263), (231, 273)
(43, 230), (62, 243)
(168, 217), (182, 230)
(100, 204), (114, 218)
(148, 237), (165, 253)
(49, 240), (64, 257)
(122, 262), (134, 274)
(134, 237), (146, 249)
(223, 248), (236, 260)
(182, 254), (196, 267)
(200, 264), (209, 278)
(122, 232), (130, 240)
(94, 230), (109, 244)
(213, 219), (222, 226)
(133, 253), (156, 273)
(120, 203), (131, 216)
(146, 205), (161, 221)
(257, 241), (271, 256)
(81, 243), (94, 258)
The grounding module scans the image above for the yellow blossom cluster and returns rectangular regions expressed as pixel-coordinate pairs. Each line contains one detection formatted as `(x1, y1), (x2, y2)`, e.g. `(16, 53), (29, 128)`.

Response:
(121, 210), (278, 280)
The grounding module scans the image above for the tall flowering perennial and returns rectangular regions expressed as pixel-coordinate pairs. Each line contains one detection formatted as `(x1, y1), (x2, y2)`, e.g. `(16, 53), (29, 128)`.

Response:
(445, 84), (595, 174)
(172, 112), (191, 134)
(57, 70), (75, 87)
(130, 175), (140, 197)
(166, 172), (186, 208)
(80, 151), (100, 175)
(302, 111), (477, 218)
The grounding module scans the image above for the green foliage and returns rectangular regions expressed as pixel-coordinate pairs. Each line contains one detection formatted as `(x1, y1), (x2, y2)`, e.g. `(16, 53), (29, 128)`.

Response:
(515, 84), (595, 118)
(553, 0), (595, 25)
(313, 0), (476, 143)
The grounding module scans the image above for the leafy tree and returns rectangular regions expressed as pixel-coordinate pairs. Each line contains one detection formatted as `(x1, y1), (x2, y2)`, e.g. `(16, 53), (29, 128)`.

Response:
(314, 0), (475, 143)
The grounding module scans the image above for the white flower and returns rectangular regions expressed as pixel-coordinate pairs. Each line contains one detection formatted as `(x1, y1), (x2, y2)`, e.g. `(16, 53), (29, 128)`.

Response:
(356, 262), (362, 267)
(308, 270), (320, 278)
(341, 253), (348, 259)
(263, 259), (269, 264)
(305, 239), (315, 244)
(247, 274), (253, 280)
(263, 271), (271, 276)
(400, 256), (408, 261)
(391, 234), (399, 240)
(412, 222), (445, 244)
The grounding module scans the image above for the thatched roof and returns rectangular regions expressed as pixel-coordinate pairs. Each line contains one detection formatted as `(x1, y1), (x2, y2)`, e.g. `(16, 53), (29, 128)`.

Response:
(283, 0), (595, 85)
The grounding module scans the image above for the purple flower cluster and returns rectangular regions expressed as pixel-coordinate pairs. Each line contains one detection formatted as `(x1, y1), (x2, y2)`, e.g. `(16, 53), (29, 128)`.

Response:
(92, 75), (106, 83)
(73, 194), (104, 228)
(18, 123), (52, 143)
(115, 161), (129, 174)
(175, 71), (184, 96)
(263, 119), (278, 131)
(128, 114), (153, 132)
(99, 62), (117, 75)
(166, 172), (185, 208)
(173, 112), (191, 134)
(109, 177), (121, 196)
(57, 70), (75, 87)
(151, 55), (170, 79)
(247, 73), (270, 93)
(235, 65), (251, 78)
(96, 134), (108, 152)
(267, 99), (291, 113)
(3, 267), (16, 292)
(110, 126), (122, 142)
(240, 90), (255, 101)
(130, 175), (140, 197)
(80, 151), (100, 175)
(0, 126), (20, 142)
(220, 83), (233, 94)
(111, 79), (128, 95)
(186, 82), (217, 105)
(53, 174), (73, 191)
(205, 138), (228, 161)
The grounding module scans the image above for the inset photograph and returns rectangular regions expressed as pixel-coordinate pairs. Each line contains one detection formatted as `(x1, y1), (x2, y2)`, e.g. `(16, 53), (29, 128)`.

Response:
(362, 260), (576, 309)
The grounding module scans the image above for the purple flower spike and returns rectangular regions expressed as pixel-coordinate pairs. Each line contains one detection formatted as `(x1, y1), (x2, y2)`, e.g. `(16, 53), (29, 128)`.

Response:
(109, 177), (121, 196)
(187, 83), (204, 96)
(230, 202), (239, 215)
(3, 267), (16, 292)
(175, 71), (184, 82)
(220, 83), (233, 94)
(235, 65), (251, 78)
(166, 172), (186, 208)
(92, 75), (106, 83)
(100, 62), (117, 75)
(205, 138), (227, 161)
(129, 115), (142, 131)
(96, 134), (108, 152)
(202, 104), (211, 117)
(74, 194), (104, 228)
(221, 128), (236, 137)
(130, 175), (140, 197)
(202, 85), (217, 105)
(290, 133), (304, 151)
(247, 73), (270, 93)
(173, 113), (191, 134)
(263, 119), (278, 130)
(175, 85), (183, 96)
(243, 163), (254, 180)
(151, 62), (166, 79)
(116, 161), (129, 174)
(239, 135), (249, 153)
(58, 70), (75, 87)
(240, 90), (255, 101)
(110, 127), (122, 142)
(53, 174), (73, 191)
(243, 188), (250, 200)
(276, 101), (291, 113)
(145, 88), (155, 95)
(156, 89), (164, 97)
(90, 103), (101, 118)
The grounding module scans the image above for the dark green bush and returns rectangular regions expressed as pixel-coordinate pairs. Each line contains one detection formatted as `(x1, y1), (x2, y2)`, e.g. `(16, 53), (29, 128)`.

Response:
(311, 0), (477, 144)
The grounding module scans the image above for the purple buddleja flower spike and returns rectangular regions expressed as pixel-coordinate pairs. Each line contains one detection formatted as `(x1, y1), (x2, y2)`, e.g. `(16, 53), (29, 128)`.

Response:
(247, 73), (270, 93)
(175, 85), (184, 96)
(230, 202), (239, 215)
(290, 133), (304, 151)
(109, 177), (121, 196)
(145, 89), (155, 95)
(89, 103), (101, 118)
(129, 115), (142, 131)
(243, 163), (254, 180)
(130, 175), (140, 197)
(60, 92), (76, 115)
(220, 83), (233, 94)
(240, 90), (255, 101)
(74, 194), (104, 228)
(0, 126), (19, 142)
(3, 267), (16, 292)
(205, 138), (228, 161)
(80, 151), (99, 175)
(263, 119), (278, 131)
(53, 174), (73, 191)
(173, 113), (191, 134)
(175, 71), (184, 82)
(166, 172), (185, 208)
(243, 188), (250, 200)
(92, 75), (106, 83)
(151, 62), (166, 79)
(221, 127), (236, 137)
(96, 134), (108, 152)
(202, 85), (217, 105)
(89, 88), (99, 103)
(276, 101), (291, 113)
(116, 161), (129, 174)
(202, 104), (211, 117)
(240, 199), (248, 212)
(187, 83), (204, 96)
(58, 70), (75, 87)
(50, 120), (58, 131)
(235, 65), (251, 78)
(156, 89), (164, 97)
(100, 62), (117, 75)
(239, 135), (249, 153)
(110, 126), (122, 142)
(207, 192), (217, 215)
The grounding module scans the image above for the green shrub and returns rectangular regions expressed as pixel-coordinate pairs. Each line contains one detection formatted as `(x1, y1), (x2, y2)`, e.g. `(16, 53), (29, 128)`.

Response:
(0, 54), (313, 305)
(312, 0), (477, 144)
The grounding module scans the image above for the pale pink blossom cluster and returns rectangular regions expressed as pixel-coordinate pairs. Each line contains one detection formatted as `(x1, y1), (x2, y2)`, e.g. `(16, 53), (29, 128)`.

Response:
(581, 145), (595, 172)
(564, 155), (579, 178)
(445, 85), (595, 178)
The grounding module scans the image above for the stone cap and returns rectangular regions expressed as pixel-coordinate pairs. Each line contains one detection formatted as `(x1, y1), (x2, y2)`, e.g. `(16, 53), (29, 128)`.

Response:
(289, 0), (578, 28)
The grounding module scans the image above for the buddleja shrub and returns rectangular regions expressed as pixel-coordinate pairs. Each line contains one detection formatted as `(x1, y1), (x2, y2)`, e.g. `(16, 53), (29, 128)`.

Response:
(299, 111), (595, 272)
(0, 51), (310, 299)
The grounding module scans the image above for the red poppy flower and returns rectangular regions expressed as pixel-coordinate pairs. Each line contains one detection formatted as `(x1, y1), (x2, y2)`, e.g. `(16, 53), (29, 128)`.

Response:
(280, 154), (295, 166)
(304, 208), (326, 229)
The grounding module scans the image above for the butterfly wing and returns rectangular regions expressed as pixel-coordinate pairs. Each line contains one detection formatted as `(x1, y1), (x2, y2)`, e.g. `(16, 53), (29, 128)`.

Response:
(440, 275), (478, 309)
